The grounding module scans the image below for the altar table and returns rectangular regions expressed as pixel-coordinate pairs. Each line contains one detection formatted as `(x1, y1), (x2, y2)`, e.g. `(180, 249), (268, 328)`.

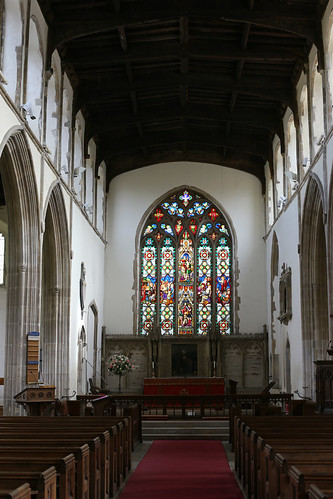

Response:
(143, 377), (225, 396)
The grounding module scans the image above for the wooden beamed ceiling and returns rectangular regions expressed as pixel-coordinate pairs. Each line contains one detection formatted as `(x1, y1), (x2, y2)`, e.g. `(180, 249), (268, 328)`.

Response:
(38, 0), (329, 188)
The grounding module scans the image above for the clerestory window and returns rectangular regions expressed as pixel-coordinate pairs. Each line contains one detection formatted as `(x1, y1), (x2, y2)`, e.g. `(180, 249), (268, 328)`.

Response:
(139, 188), (232, 336)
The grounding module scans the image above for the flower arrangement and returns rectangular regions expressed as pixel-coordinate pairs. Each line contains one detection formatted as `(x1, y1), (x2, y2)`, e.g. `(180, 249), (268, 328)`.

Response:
(107, 354), (133, 376)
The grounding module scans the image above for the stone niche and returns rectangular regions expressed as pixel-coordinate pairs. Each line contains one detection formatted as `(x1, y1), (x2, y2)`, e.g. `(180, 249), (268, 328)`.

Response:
(278, 264), (292, 324)
(102, 330), (268, 394)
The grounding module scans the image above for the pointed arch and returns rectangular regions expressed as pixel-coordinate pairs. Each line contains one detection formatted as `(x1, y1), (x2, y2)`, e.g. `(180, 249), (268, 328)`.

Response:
(77, 326), (87, 394)
(138, 186), (233, 336)
(301, 174), (329, 399)
(0, 129), (40, 415)
(41, 183), (70, 397)
(87, 300), (99, 386)
(270, 231), (280, 386)
(328, 166), (333, 336)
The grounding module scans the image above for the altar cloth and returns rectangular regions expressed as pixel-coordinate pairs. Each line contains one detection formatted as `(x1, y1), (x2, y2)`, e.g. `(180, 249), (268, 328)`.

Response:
(143, 377), (225, 396)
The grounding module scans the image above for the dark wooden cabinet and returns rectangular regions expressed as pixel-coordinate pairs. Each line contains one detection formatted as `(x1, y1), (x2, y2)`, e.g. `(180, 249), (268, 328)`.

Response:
(315, 360), (333, 413)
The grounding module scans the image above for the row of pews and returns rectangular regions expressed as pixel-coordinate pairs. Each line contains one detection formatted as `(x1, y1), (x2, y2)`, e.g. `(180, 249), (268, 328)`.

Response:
(0, 415), (132, 499)
(234, 415), (333, 499)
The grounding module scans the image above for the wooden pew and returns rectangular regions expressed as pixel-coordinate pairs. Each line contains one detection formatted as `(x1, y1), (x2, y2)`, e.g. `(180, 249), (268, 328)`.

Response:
(0, 435), (100, 499)
(266, 449), (333, 498)
(235, 416), (333, 477)
(308, 483), (333, 499)
(0, 455), (75, 499)
(235, 415), (333, 477)
(0, 467), (57, 499)
(0, 483), (31, 499)
(257, 435), (333, 498)
(123, 404), (142, 449)
(234, 415), (333, 499)
(5, 416), (130, 492)
(289, 464), (333, 499)
(0, 415), (131, 498)
(256, 434), (333, 498)
(0, 446), (89, 499)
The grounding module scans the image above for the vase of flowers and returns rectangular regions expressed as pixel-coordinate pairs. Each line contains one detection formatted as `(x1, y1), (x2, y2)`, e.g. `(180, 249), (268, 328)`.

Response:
(107, 354), (133, 392)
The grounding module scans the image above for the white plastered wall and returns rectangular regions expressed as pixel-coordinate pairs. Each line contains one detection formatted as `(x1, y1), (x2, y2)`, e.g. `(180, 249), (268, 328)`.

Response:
(265, 199), (303, 392)
(70, 205), (106, 391)
(2, 0), (23, 104)
(104, 161), (267, 335)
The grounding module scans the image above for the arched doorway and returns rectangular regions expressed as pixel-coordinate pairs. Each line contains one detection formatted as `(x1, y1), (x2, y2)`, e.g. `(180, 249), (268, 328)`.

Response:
(0, 129), (40, 415)
(87, 303), (99, 387)
(301, 175), (329, 399)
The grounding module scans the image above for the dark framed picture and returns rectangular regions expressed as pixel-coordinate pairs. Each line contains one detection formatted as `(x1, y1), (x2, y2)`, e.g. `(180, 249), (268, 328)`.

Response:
(172, 344), (197, 377)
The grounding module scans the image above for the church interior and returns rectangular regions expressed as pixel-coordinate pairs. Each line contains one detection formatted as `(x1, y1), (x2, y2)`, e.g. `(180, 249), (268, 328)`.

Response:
(1, 0), (333, 496)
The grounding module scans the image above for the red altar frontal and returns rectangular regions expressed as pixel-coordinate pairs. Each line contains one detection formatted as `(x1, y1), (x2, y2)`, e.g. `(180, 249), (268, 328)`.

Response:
(143, 377), (225, 396)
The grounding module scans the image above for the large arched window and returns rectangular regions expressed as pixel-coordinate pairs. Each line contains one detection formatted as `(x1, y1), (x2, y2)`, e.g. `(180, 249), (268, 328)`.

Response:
(139, 188), (232, 336)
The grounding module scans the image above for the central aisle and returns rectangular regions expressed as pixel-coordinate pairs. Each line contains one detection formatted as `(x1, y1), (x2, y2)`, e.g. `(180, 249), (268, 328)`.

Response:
(119, 440), (244, 498)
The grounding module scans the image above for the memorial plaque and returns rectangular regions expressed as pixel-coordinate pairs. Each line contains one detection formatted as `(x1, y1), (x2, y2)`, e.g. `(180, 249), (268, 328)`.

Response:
(223, 344), (242, 383)
(244, 344), (263, 388)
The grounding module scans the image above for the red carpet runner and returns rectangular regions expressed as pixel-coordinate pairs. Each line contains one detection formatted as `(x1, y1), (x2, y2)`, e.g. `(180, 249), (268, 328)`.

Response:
(120, 440), (244, 498)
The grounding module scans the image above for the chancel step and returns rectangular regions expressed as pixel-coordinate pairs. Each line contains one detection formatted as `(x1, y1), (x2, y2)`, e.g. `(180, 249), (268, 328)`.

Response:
(142, 419), (229, 440)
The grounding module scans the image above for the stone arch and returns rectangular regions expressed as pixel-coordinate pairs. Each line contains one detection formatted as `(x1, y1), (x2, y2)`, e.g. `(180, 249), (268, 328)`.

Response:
(41, 183), (70, 398)
(134, 184), (239, 335)
(87, 301), (99, 386)
(77, 326), (87, 395)
(301, 174), (329, 399)
(328, 167), (333, 338)
(270, 232), (280, 386)
(136, 185), (235, 336)
(0, 129), (40, 415)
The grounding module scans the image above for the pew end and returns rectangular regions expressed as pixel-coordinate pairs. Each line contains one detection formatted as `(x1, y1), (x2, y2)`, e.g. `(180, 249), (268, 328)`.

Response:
(0, 483), (31, 499)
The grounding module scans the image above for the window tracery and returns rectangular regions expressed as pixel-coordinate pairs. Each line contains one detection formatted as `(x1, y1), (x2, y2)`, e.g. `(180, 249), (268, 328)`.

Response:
(139, 188), (232, 336)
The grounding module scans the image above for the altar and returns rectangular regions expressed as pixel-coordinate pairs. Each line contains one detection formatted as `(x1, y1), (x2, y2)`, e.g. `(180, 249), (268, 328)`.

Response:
(143, 377), (225, 396)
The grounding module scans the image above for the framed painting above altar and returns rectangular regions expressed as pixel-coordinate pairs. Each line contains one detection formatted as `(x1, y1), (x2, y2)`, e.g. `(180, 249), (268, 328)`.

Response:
(172, 344), (197, 377)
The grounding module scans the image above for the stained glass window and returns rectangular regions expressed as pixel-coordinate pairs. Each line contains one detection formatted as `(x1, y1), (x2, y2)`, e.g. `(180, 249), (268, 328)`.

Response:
(139, 189), (232, 335)
(141, 238), (157, 334)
